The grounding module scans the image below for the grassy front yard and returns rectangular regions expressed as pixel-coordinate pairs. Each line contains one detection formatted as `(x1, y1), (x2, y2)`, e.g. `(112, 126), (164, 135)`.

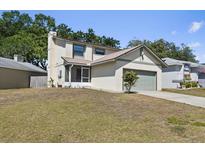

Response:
(163, 88), (205, 97)
(0, 88), (205, 142)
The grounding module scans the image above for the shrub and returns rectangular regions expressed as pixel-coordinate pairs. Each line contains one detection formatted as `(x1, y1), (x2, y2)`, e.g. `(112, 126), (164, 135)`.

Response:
(185, 82), (192, 88)
(180, 81), (186, 88)
(191, 81), (198, 88)
(123, 71), (139, 93)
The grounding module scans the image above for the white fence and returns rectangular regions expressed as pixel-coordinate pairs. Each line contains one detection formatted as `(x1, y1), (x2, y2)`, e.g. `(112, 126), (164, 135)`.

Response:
(30, 76), (47, 88)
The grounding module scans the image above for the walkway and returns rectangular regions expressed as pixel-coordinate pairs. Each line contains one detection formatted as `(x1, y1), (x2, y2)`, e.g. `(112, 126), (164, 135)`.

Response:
(139, 91), (205, 108)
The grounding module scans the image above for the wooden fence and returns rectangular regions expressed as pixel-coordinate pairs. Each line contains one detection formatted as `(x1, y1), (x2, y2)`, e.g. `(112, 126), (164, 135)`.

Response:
(30, 76), (47, 88)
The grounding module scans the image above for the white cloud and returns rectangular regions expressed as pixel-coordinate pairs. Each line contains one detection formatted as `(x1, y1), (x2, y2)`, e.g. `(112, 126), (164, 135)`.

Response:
(188, 21), (204, 33)
(171, 30), (176, 35)
(196, 54), (205, 63)
(188, 42), (201, 48)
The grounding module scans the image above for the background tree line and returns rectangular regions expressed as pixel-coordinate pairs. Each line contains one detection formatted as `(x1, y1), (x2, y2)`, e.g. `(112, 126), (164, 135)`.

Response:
(127, 39), (198, 63)
(0, 11), (198, 70)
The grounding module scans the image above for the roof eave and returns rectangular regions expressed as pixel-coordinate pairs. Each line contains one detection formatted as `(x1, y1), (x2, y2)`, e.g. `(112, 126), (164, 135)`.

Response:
(91, 59), (116, 66)
(138, 45), (168, 68)
(62, 57), (91, 66)
(53, 36), (119, 51)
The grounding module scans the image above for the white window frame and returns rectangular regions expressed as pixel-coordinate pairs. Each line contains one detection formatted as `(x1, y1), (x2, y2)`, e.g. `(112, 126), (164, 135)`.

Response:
(73, 44), (86, 58)
(95, 48), (105, 55)
(81, 67), (90, 82)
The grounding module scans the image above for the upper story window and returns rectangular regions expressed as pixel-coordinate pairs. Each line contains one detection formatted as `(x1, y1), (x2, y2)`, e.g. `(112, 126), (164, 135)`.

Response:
(73, 44), (85, 57)
(95, 48), (105, 55)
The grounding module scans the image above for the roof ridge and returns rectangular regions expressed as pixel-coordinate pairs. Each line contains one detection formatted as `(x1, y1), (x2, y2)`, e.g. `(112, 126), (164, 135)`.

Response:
(0, 56), (46, 73)
(53, 36), (120, 51)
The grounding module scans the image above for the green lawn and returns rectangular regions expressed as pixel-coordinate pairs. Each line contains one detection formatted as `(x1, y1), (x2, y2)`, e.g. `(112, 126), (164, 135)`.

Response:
(0, 88), (205, 142)
(163, 88), (205, 97)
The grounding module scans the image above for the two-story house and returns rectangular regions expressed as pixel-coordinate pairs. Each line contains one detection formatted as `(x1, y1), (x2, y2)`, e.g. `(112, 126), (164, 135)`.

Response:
(162, 58), (205, 88)
(47, 31), (166, 92)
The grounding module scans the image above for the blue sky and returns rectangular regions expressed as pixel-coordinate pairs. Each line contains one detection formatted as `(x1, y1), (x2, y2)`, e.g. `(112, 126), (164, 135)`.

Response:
(0, 10), (205, 62)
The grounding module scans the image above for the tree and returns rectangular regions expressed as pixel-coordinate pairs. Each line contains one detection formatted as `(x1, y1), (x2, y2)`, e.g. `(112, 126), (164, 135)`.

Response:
(102, 36), (120, 48)
(127, 38), (198, 63)
(0, 11), (32, 37)
(85, 28), (96, 43)
(0, 11), (121, 70)
(123, 71), (139, 93)
(56, 23), (72, 39)
(0, 32), (47, 70)
(33, 14), (56, 32)
(71, 30), (86, 42)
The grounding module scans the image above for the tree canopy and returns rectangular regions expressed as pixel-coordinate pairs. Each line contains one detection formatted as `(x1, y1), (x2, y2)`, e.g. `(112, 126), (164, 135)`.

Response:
(127, 39), (198, 63)
(0, 11), (120, 70)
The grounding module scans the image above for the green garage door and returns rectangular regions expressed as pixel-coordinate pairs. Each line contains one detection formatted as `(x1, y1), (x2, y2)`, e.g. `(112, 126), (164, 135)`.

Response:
(123, 69), (157, 91)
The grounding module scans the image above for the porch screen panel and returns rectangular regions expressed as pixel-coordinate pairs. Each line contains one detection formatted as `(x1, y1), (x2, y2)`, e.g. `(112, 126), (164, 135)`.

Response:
(71, 66), (81, 82)
(82, 67), (90, 82)
(65, 65), (69, 82)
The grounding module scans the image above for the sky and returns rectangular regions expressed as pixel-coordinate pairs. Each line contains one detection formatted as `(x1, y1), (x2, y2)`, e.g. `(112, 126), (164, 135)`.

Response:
(0, 10), (205, 63)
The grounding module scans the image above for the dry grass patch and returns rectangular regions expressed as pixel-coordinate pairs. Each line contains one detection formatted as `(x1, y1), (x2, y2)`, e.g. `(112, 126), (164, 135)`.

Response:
(0, 88), (205, 142)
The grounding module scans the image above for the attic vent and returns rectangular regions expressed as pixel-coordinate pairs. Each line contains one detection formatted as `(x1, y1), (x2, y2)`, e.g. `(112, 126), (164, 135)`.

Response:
(14, 54), (24, 62)
(140, 47), (144, 60)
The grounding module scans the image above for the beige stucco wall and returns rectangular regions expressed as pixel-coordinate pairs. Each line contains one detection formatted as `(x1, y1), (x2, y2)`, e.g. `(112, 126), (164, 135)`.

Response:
(47, 32), (58, 86)
(0, 68), (30, 89)
(0, 68), (46, 89)
(47, 32), (119, 87)
(115, 48), (162, 91)
(91, 61), (117, 91)
(47, 33), (68, 86)
(91, 48), (162, 92)
(65, 42), (73, 58)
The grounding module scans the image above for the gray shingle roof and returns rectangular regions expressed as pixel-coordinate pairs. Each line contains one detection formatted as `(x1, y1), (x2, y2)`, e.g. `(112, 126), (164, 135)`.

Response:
(62, 44), (167, 67)
(62, 57), (91, 66)
(91, 45), (141, 65)
(91, 45), (167, 67)
(0, 57), (47, 73)
(162, 57), (200, 67)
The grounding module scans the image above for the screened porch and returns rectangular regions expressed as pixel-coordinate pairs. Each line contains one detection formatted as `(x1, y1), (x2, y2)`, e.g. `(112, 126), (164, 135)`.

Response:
(64, 65), (91, 88)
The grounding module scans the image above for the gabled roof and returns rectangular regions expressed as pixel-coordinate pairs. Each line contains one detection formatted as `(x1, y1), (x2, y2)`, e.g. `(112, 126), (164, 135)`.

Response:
(62, 44), (167, 67)
(0, 57), (47, 73)
(91, 44), (167, 67)
(162, 57), (200, 67)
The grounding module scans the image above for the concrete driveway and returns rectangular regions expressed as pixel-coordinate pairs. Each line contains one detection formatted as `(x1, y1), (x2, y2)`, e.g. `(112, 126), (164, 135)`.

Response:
(139, 91), (205, 108)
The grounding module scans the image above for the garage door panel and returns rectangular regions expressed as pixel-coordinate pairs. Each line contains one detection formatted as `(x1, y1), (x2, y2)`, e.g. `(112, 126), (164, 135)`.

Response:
(124, 69), (157, 91)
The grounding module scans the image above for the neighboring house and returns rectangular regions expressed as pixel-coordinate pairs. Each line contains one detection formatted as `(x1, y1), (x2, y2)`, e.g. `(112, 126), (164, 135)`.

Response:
(162, 58), (205, 88)
(0, 55), (47, 89)
(47, 31), (167, 92)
